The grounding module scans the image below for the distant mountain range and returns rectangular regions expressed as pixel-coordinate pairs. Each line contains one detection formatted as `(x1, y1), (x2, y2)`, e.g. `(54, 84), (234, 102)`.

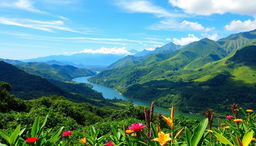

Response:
(24, 53), (129, 69)
(90, 29), (256, 112)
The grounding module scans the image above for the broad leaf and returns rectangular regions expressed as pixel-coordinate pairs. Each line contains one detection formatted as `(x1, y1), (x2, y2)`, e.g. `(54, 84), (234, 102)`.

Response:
(48, 126), (64, 143)
(31, 117), (40, 137)
(0, 130), (10, 144)
(242, 131), (254, 146)
(191, 118), (208, 146)
(214, 132), (233, 146)
(10, 125), (21, 145)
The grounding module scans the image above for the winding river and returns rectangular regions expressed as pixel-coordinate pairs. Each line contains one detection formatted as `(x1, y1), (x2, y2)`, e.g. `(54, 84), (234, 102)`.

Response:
(73, 76), (179, 115)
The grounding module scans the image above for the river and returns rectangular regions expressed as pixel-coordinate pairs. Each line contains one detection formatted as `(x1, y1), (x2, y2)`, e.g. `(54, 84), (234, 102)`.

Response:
(73, 76), (180, 116)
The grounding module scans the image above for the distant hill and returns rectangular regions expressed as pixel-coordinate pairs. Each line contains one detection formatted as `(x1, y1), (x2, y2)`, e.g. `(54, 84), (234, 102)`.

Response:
(91, 29), (256, 112)
(0, 61), (104, 103)
(0, 61), (66, 99)
(0, 58), (23, 65)
(135, 42), (181, 57)
(17, 62), (95, 81)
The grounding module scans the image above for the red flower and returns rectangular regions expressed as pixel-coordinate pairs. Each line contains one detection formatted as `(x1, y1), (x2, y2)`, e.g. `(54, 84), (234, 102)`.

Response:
(26, 137), (39, 143)
(128, 123), (145, 132)
(226, 115), (233, 120)
(61, 131), (73, 137)
(106, 141), (115, 146)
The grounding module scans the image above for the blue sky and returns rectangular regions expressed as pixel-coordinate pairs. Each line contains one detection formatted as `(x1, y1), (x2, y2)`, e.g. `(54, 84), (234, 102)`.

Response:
(0, 0), (255, 59)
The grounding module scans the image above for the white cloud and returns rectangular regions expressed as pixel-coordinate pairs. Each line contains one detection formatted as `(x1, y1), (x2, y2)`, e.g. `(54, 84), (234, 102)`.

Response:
(149, 19), (213, 32)
(0, 17), (78, 33)
(116, 0), (182, 18)
(181, 20), (213, 32)
(173, 34), (200, 45)
(169, 0), (256, 16)
(145, 48), (155, 51)
(201, 33), (219, 41)
(0, 0), (45, 13)
(225, 19), (256, 31)
(72, 47), (133, 55)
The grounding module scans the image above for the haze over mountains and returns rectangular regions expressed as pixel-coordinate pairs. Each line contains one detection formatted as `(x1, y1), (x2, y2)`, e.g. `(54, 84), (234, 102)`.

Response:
(24, 53), (130, 69)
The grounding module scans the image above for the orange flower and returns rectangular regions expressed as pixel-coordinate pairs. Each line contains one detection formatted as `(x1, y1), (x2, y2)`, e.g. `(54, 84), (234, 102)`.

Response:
(234, 119), (243, 123)
(220, 123), (225, 126)
(162, 115), (173, 129)
(246, 109), (254, 113)
(125, 129), (133, 134)
(131, 133), (137, 137)
(80, 137), (86, 144)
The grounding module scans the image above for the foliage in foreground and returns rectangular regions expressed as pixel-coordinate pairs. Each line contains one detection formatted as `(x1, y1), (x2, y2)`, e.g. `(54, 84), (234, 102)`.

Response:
(0, 102), (255, 146)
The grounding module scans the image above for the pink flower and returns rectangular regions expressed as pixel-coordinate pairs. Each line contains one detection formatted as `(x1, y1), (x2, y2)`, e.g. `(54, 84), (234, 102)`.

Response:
(61, 131), (73, 137)
(226, 115), (233, 120)
(128, 123), (145, 132)
(105, 141), (115, 146)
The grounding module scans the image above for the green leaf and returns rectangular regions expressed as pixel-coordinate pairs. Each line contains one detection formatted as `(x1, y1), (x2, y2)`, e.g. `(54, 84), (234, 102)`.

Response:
(0, 143), (8, 146)
(191, 118), (208, 146)
(185, 127), (192, 146)
(0, 130), (10, 144)
(19, 128), (25, 136)
(214, 132), (234, 146)
(242, 131), (254, 146)
(38, 114), (48, 136)
(48, 126), (64, 143)
(10, 125), (21, 145)
(31, 117), (40, 137)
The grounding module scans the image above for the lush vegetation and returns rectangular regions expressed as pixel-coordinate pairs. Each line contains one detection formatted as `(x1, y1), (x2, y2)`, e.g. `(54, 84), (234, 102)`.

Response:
(90, 30), (256, 113)
(0, 81), (147, 143)
(1, 89), (255, 146)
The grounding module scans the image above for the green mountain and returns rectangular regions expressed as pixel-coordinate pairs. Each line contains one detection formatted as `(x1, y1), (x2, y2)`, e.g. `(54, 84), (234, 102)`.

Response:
(17, 62), (95, 81)
(91, 30), (256, 112)
(91, 38), (226, 89)
(217, 29), (256, 53)
(0, 61), (103, 103)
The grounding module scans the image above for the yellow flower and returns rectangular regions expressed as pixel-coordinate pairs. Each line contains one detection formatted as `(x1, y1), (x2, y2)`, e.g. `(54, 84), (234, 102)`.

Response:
(223, 126), (230, 129)
(251, 138), (256, 142)
(246, 109), (254, 113)
(80, 137), (86, 144)
(207, 129), (213, 133)
(131, 133), (137, 137)
(152, 131), (172, 146)
(162, 115), (173, 129)
(125, 129), (133, 134)
(233, 119), (243, 123)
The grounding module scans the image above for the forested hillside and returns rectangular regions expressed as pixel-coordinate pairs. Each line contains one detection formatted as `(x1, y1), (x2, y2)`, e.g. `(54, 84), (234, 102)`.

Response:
(90, 30), (256, 112)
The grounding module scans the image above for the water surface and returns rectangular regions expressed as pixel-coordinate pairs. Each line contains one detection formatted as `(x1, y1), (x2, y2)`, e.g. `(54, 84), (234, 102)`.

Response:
(73, 76), (179, 115)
